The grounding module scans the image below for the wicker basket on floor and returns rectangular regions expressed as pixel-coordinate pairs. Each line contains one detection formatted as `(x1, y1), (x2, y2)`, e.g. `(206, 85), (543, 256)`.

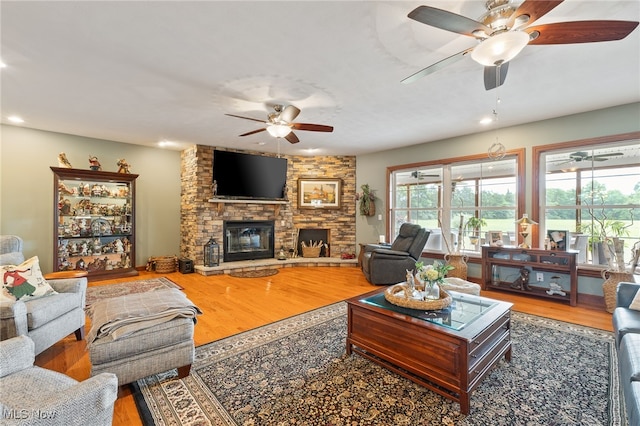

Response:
(149, 256), (178, 273)
(302, 246), (321, 258)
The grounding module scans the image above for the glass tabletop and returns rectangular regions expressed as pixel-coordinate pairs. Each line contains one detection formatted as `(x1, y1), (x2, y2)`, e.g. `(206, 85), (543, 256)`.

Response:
(360, 291), (499, 331)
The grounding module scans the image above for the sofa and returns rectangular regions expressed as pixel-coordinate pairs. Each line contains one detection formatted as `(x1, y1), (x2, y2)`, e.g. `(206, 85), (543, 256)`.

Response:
(612, 281), (640, 425)
(0, 335), (118, 426)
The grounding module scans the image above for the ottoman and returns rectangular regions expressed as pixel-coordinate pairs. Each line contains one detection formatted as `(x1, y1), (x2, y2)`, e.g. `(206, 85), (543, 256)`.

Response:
(441, 277), (482, 296)
(87, 288), (199, 385)
(89, 317), (195, 385)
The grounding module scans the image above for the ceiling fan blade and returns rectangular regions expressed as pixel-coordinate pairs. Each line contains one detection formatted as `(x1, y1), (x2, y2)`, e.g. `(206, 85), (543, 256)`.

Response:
(280, 105), (301, 123)
(507, 0), (564, 29)
(401, 47), (474, 84)
(239, 128), (267, 137)
(484, 62), (509, 91)
(526, 21), (639, 45)
(291, 123), (334, 132)
(285, 131), (300, 144)
(408, 5), (490, 37)
(225, 113), (267, 124)
(585, 153), (624, 161)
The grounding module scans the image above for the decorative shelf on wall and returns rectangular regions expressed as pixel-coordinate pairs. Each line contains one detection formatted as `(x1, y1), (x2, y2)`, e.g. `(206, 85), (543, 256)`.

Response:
(208, 198), (289, 214)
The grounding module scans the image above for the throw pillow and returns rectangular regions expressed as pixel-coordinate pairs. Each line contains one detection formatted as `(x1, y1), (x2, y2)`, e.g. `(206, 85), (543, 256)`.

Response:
(629, 290), (640, 311)
(1, 256), (58, 302)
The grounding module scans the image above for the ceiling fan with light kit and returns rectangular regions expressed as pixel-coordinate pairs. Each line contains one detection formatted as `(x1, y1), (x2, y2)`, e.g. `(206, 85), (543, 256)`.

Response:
(225, 104), (333, 144)
(402, 0), (639, 90)
(551, 150), (624, 166)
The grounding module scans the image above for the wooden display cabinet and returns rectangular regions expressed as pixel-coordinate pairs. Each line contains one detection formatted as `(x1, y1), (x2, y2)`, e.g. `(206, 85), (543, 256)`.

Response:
(482, 245), (578, 306)
(51, 167), (139, 281)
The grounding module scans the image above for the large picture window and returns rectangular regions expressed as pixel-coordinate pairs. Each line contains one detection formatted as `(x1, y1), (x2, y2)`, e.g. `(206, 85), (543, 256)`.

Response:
(388, 150), (524, 255)
(533, 133), (640, 269)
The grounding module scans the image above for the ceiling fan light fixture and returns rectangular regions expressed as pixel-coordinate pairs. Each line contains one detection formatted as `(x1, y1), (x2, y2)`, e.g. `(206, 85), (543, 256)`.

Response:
(266, 123), (292, 138)
(471, 31), (530, 66)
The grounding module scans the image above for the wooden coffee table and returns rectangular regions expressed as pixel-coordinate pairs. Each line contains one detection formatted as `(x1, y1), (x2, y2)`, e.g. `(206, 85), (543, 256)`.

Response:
(346, 287), (513, 414)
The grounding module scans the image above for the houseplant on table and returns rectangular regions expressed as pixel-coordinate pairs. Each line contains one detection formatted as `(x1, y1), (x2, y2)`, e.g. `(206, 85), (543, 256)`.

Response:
(465, 216), (487, 250)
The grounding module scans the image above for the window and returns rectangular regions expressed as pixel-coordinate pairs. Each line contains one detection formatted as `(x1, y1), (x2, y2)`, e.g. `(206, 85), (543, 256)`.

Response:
(534, 134), (640, 268)
(388, 150), (524, 255)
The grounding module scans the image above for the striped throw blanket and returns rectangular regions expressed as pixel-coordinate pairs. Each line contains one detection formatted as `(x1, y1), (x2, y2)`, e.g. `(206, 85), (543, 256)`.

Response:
(87, 288), (201, 345)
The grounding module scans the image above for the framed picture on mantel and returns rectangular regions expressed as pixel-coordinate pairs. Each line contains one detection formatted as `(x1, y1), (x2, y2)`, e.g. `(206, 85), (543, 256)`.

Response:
(298, 178), (341, 209)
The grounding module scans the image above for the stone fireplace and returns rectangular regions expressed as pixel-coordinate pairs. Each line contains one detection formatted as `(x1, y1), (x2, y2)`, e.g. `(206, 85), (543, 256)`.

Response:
(179, 145), (358, 268)
(224, 220), (274, 262)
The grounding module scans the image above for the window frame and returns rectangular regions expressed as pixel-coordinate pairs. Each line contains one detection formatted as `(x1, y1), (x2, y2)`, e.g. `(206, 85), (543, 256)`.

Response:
(532, 131), (640, 268)
(386, 149), (525, 255)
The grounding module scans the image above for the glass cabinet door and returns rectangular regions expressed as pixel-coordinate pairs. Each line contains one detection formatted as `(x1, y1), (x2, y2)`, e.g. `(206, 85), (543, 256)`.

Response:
(51, 167), (139, 280)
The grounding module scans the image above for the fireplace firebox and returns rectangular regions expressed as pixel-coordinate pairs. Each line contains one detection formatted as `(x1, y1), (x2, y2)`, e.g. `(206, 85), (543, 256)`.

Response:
(223, 220), (275, 262)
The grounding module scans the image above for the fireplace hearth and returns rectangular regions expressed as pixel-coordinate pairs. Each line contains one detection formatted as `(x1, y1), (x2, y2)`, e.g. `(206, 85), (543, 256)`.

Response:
(223, 220), (275, 262)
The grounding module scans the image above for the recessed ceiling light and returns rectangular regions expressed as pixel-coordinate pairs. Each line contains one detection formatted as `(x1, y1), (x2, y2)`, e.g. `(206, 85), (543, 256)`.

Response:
(158, 140), (176, 147)
(257, 142), (266, 146)
(479, 117), (493, 125)
(0, 61), (7, 69)
(8, 115), (24, 123)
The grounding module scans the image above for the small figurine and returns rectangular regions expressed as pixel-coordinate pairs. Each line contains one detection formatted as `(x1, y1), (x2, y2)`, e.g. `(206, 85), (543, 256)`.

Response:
(510, 267), (531, 291)
(117, 158), (131, 173)
(88, 155), (102, 171)
(212, 180), (218, 196)
(58, 152), (73, 168)
(546, 282), (566, 296)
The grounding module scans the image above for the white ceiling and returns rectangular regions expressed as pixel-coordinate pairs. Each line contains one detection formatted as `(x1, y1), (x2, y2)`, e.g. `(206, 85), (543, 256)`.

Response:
(2, 1), (639, 156)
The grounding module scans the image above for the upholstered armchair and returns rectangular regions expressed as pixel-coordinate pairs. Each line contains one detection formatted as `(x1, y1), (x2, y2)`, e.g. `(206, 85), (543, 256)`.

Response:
(0, 335), (118, 426)
(361, 223), (430, 285)
(1, 235), (87, 355)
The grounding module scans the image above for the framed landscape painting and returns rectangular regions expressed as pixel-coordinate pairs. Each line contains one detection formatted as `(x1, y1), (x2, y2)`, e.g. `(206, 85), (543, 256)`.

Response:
(298, 178), (341, 209)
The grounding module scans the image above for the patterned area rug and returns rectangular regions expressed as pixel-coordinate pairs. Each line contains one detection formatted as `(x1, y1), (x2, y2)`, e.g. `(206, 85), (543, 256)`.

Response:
(85, 276), (182, 309)
(132, 303), (624, 425)
(229, 269), (279, 278)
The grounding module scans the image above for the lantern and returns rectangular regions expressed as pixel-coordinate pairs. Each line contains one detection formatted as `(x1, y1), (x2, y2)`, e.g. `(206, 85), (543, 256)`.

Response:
(204, 238), (220, 267)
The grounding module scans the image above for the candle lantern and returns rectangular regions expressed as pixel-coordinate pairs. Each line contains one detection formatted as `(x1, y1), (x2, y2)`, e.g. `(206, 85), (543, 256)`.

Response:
(204, 238), (220, 267)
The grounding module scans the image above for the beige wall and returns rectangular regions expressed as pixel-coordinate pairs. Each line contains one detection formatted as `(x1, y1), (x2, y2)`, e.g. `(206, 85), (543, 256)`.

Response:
(1, 125), (182, 273)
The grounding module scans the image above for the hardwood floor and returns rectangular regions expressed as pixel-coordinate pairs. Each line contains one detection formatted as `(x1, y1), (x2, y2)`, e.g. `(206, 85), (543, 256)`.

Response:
(33, 267), (613, 425)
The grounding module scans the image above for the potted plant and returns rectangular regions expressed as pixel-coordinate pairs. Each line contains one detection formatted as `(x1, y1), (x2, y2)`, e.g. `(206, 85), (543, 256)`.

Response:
(355, 184), (376, 216)
(465, 216), (487, 247)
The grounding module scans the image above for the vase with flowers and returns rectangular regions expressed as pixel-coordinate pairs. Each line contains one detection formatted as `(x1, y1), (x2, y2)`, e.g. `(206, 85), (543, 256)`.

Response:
(415, 260), (454, 300)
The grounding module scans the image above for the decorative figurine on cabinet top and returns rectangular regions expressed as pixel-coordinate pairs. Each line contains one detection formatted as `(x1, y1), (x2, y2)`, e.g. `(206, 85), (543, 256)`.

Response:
(88, 155), (102, 171)
(117, 158), (131, 173)
(58, 152), (73, 168)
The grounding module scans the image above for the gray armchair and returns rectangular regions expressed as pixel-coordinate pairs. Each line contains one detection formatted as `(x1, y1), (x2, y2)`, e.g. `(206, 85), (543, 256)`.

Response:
(1, 235), (87, 355)
(0, 335), (118, 426)
(361, 223), (430, 285)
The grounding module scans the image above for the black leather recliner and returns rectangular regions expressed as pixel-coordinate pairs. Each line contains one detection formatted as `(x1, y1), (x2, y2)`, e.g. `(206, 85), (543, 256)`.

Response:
(361, 223), (430, 285)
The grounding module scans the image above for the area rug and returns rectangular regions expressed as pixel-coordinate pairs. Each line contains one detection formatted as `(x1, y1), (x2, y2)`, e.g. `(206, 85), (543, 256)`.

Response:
(132, 303), (624, 425)
(229, 269), (278, 278)
(85, 276), (182, 309)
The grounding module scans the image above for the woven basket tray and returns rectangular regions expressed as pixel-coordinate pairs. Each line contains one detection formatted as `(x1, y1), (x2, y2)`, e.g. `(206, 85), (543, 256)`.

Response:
(384, 283), (452, 310)
(151, 256), (178, 273)
(302, 246), (321, 258)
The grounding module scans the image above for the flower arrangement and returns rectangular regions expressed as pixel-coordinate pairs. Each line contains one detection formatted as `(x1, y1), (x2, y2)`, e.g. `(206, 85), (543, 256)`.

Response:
(355, 184), (376, 216)
(415, 260), (454, 286)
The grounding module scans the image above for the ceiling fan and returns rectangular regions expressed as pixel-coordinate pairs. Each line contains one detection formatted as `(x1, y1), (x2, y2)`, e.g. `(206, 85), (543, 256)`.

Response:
(225, 105), (333, 144)
(552, 150), (624, 165)
(402, 0), (639, 90)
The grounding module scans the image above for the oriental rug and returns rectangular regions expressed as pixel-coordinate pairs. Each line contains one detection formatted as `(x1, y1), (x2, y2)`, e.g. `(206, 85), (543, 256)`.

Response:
(85, 276), (182, 309)
(132, 303), (625, 425)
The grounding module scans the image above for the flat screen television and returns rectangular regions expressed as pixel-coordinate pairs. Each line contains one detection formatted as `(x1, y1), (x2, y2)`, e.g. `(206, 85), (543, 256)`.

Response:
(212, 150), (287, 200)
